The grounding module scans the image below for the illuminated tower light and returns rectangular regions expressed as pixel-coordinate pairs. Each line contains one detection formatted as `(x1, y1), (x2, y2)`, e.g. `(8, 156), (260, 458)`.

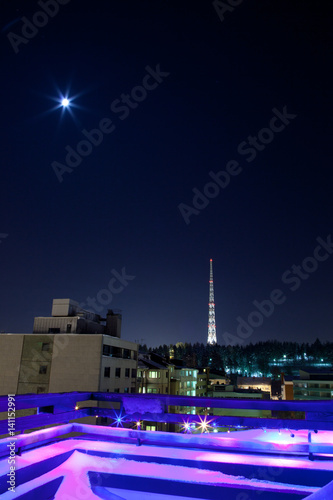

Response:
(207, 259), (217, 345)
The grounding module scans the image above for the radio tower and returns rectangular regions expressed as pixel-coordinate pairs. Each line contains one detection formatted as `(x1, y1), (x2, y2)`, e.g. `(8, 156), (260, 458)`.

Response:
(207, 259), (217, 345)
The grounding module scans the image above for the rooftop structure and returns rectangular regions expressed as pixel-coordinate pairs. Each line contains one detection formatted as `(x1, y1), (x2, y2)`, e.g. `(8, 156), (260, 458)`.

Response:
(33, 298), (122, 337)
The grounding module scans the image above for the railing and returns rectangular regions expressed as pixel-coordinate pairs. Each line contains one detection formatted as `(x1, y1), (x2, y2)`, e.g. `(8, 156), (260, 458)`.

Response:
(1, 392), (333, 436)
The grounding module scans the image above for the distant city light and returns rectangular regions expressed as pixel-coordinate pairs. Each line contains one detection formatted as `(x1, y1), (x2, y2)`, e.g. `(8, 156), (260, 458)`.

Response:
(61, 97), (70, 107)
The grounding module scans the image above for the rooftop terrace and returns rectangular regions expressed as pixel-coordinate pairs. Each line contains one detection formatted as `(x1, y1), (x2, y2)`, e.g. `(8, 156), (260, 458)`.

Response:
(1, 393), (333, 499)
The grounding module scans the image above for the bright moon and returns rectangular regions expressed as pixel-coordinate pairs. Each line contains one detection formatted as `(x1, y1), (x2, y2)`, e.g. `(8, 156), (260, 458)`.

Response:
(61, 98), (70, 107)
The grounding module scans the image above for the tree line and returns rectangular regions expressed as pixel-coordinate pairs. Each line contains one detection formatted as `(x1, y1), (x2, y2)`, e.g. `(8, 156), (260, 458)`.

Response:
(140, 339), (333, 378)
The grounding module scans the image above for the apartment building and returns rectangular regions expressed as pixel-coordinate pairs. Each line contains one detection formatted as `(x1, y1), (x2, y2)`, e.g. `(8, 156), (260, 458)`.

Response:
(137, 353), (171, 395)
(0, 299), (138, 396)
(293, 369), (333, 400)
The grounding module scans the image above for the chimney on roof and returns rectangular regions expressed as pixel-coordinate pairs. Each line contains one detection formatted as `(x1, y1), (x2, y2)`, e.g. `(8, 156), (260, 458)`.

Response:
(106, 310), (122, 338)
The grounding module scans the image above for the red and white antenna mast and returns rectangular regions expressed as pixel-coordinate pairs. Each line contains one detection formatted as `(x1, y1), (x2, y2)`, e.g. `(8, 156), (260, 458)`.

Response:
(207, 259), (217, 345)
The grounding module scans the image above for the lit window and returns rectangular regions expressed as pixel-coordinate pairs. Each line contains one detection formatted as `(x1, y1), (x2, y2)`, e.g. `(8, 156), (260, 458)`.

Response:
(146, 425), (156, 431)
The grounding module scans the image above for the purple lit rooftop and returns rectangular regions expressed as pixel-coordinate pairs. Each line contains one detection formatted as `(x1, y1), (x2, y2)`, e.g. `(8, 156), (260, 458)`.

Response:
(1, 393), (333, 499)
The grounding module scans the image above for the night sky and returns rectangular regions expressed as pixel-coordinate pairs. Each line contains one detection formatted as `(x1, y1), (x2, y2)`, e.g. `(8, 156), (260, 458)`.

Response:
(1, 1), (332, 347)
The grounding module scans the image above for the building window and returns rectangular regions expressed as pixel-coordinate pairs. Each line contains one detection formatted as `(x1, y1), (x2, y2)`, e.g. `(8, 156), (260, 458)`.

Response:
(115, 367), (121, 378)
(37, 386), (45, 393)
(131, 387), (136, 393)
(123, 349), (131, 359)
(149, 371), (159, 378)
(133, 351), (138, 360)
(103, 345), (111, 356)
(39, 365), (47, 375)
(114, 388), (120, 393)
(104, 367), (110, 378)
(66, 324), (72, 333)
(131, 368), (137, 378)
(124, 387), (129, 393)
(103, 345), (122, 358)
(48, 328), (60, 333)
(41, 343), (50, 352)
(125, 368), (130, 378)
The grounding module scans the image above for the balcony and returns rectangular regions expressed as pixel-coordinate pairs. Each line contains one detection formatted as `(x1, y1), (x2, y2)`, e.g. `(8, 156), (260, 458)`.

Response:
(1, 393), (333, 499)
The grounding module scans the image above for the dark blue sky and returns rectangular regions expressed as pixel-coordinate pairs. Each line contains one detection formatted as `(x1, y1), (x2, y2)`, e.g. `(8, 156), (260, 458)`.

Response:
(1, 1), (332, 347)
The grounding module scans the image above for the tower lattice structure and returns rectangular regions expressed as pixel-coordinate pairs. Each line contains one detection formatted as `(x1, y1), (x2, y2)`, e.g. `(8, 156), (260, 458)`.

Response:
(207, 259), (217, 345)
